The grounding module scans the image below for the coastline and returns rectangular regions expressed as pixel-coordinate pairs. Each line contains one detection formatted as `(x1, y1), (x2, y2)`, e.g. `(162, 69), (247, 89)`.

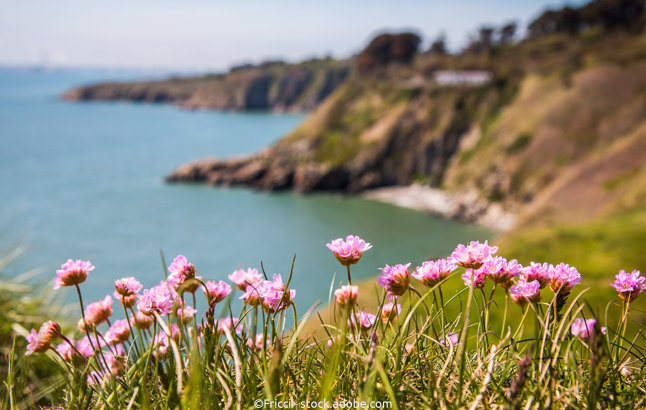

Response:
(362, 184), (516, 232)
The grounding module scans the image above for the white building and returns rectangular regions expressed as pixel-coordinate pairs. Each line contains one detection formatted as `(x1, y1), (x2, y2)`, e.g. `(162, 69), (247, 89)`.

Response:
(433, 70), (494, 85)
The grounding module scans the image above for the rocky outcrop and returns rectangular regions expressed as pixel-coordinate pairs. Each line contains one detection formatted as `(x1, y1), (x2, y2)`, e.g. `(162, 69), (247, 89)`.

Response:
(166, 75), (511, 196)
(63, 60), (350, 112)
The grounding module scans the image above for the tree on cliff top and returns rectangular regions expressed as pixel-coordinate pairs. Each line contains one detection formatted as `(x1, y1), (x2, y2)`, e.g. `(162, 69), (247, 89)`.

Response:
(356, 32), (422, 74)
(528, 0), (646, 38)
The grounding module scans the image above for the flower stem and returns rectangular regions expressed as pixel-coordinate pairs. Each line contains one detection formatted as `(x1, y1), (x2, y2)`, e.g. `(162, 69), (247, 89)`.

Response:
(407, 285), (430, 315)
(75, 284), (98, 356)
(346, 265), (352, 286)
(123, 304), (140, 357)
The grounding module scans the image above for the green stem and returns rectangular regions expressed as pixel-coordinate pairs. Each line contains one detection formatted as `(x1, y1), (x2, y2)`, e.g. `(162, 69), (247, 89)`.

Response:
(456, 286), (474, 406)
(123, 304), (140, 357)
(143, 318), (157, 382)
(347, 265), (352, 286)
(75, 284), (94, 351)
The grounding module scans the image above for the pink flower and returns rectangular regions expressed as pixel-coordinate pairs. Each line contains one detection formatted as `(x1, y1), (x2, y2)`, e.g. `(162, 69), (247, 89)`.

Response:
(462, 268), (487, 289)
(380, 302), (401, 323)
(77, 318), (95, 334)
(137, 287), (173, 316)
(77, 337), (95, 357)
(114, 277), (143, 297)
(38, 321), (61, 342)
(85, 296), (113, 326)
(57, 339), (93, 365)
(152, 332), (169, 359)
(521, 262), (550, 289)
(481, 257), (522, 290)
(216, 317), (242, 335)
(260, 274), (296, 313)
(168, 255), (196, 279)
(153, 280), (180, 306)
(571, 318), (606, 339)
(548, 263), (581, 294)
(104, 319), (131, 345)
(167, 255), (196, 290)
(413, 259), (457, 288)
(247, 334), (268, 351)
(203, 280), (232, 303)
(510, 278), (541, 308)
(239, 284), (263, 306)
(327, 335), (343, 347)
(349, 311), (376, 332)
(131, 311), (153, 330)
(177, 306), (198, 325)
(105, 345), (126, 375)
(229, 268), (263, 291)
(112, 291), (138, 308)
(25, 329), (50, 355)
(441, 333), (460, 347)
(378, 263), (411, 300)
(326, 235), (372, 267)
(334, 285), (358, 308)
(451, 241), (498, 269)
(610, 270), (646, 303)
(170, 323), (181, 341)
(54, 259), (95, 289)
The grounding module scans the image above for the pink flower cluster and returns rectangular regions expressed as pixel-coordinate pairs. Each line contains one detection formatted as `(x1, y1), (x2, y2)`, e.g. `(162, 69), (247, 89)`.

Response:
(349, 311), (377, 332)
(378, 263), (411, 300)
(334, 285), (358, 308)
(229, 268), (263, 291)
(413, 259), (457, 288)
(167, 255), (197, 291)
(548, 263), (581, 294)
(104, 319), (131, 345)
(380, 302), (401, 323)
(259, 274), (296, 313)
(610, 270), (646, 302)
(137, 287), (174, 316)
(571, 318), (607, 339)
(54, 259), (94, 289)
(451, 241), (498, 269)
(85, 296), (113, 326)
(326, 235), (372, 267)
(203, 280), (232, 303)
(510, 278), (541, 308)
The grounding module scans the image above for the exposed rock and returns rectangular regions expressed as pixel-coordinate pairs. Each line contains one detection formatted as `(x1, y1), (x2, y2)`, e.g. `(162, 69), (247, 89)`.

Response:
(63, 62), (351, 112)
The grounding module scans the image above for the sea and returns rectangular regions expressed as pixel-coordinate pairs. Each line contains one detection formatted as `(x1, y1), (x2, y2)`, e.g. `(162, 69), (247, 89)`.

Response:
(0, 68), (491, 317)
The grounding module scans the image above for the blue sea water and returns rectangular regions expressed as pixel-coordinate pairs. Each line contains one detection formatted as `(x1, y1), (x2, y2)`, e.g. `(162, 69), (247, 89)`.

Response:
(0, 68), (491, 317)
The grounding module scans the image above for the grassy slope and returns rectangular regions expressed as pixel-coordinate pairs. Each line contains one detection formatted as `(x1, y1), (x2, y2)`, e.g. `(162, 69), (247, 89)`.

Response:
(300, 32), (646, 339)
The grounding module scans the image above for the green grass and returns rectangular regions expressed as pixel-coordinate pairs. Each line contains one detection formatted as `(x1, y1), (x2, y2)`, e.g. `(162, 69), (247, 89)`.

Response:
(3, 237), (646, 409)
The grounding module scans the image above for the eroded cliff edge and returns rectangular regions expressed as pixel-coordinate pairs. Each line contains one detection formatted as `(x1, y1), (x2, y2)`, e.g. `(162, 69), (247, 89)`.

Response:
(167, 30), (646, 232)
(63, 59), (350, 112)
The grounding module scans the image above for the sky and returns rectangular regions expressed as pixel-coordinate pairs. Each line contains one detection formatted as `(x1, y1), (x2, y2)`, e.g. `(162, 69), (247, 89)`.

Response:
(0, 0), (586, 73)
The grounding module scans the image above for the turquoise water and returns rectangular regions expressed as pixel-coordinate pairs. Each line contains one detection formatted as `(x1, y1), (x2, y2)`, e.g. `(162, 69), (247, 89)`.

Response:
(0, 69), (491, 316)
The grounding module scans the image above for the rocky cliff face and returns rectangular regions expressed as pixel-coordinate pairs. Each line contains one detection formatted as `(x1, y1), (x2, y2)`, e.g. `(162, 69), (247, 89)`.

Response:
(167, 31), (646, 231)
(63, 60), (350, 112)
(167, 73), (516, 193)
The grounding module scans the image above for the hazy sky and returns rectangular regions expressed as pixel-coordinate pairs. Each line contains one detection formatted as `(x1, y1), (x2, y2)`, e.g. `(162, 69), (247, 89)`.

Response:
(0, 0), (584, 72)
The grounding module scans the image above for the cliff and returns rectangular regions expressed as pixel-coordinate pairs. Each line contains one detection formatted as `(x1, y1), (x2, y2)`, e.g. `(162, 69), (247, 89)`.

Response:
(63, 59), (350, 112)
(168, 28), (646, 226)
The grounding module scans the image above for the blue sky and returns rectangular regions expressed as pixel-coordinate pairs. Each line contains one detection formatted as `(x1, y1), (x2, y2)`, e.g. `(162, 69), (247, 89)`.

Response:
(0, 0), (586, 72)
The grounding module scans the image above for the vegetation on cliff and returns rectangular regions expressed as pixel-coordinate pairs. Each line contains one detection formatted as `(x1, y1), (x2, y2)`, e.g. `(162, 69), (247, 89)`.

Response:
(63, 58), (350, 112)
